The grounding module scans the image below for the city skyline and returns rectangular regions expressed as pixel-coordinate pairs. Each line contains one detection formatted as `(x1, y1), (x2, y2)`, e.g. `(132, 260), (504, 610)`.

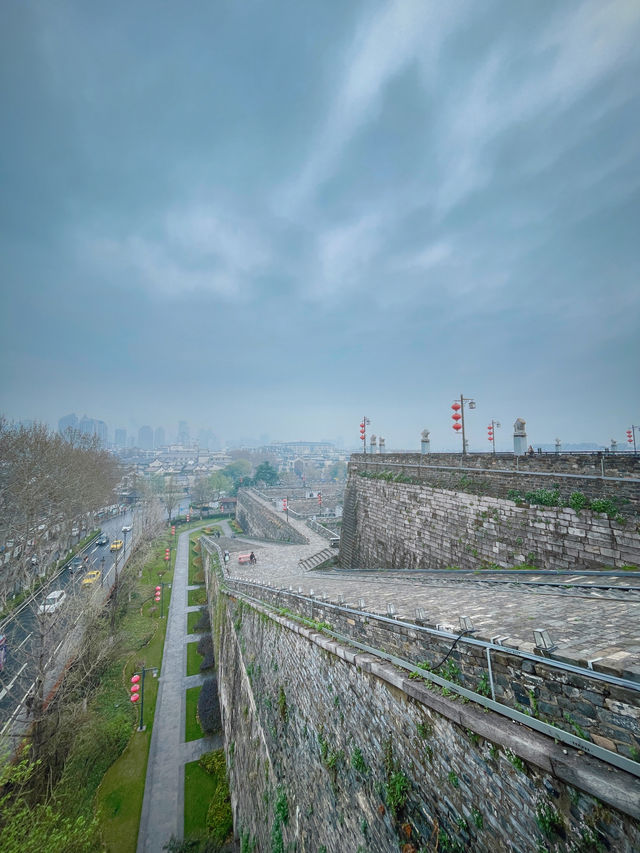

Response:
(1, 1), (639, 449)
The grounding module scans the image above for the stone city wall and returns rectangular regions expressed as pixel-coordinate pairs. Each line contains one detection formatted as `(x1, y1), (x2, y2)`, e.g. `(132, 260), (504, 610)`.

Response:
(235, 488), (308, 544)
(350, 454), (640, 515)
(221, 578), (640, 759)
(340, 476), (640, 571)
(203, 547), (640, 852)
(359, 452), (640, 478)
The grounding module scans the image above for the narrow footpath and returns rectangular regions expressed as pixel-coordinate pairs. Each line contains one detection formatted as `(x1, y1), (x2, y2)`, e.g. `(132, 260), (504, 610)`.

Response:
(137, 528), (219, 853)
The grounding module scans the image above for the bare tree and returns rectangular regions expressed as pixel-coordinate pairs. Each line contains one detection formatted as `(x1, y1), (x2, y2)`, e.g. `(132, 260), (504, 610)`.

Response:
(0, 420), (120, 609)
(152, 474), (181, 523)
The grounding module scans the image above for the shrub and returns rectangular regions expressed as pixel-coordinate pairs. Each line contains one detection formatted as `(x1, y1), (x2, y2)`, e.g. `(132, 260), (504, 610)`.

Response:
(524, 488), (560, 507)
(568, 491), (589, 512)
(194, 607), (211, 633)
(197, 676), (222, 734)
(197, 633), (215, 670)
(385, 771), (409, 817)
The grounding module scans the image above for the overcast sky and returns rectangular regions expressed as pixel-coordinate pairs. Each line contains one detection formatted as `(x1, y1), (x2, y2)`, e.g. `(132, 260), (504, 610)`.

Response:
(1, 0), (639, 450)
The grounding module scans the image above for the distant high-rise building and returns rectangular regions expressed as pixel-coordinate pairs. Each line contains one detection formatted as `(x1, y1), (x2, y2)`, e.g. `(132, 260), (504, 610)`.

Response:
(138, 425), (153, 450)
(154, 426), (165, 449)
(76, 415), (107, 446)
(115, 428), (127, 449)
(177, 420), (190, 446)
(94, 420), (107, 447)
(58, 413), (78, 436)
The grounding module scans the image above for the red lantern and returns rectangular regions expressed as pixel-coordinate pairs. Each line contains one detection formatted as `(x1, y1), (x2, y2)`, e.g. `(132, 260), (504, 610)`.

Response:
(131, 674), (141, 684)
(130, 693), (140, 703)
(451, 403), (461, 411)
(627, 430), (633, 443)
(451, 412), (462, 421)
(453, 423), (462, 432)
(130, 683), (140, 693)
(155, 586), (161, 592)
(317, 493), (322, 506)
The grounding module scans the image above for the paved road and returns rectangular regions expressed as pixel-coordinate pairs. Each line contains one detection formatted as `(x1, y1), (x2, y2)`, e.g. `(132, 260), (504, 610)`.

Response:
(224, 493), (640, 679)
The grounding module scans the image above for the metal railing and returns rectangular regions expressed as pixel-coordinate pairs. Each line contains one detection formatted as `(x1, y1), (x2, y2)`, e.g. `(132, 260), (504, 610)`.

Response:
(213, 571), (640, 781)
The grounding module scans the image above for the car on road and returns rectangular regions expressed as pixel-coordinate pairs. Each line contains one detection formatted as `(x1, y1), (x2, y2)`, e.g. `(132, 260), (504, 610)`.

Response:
(69, 556), (84, 573)
(110, 539), (123, 551)
(38, 590), (67, 614)
(96, 534), (109, 546)
(122, 525), (133, 534)
(81, 570), (101, 587)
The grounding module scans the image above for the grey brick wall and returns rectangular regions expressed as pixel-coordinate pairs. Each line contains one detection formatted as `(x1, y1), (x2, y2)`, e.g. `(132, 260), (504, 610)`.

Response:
(340, 476), (640, 571)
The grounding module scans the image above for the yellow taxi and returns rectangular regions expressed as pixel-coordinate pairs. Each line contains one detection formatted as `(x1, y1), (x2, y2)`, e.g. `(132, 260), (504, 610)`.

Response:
(110, 539), (123, 551)
(81, 570), (101, 587)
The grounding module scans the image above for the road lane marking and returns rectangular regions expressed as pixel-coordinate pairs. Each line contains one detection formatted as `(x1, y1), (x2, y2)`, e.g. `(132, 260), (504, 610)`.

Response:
(0, 662), (28, 700)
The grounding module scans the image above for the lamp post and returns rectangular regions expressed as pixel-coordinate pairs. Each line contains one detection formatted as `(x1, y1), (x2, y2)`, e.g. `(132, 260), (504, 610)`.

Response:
(130, 666), (158, 731)
(487, 420), (501, 454)
(451, 395), (476, 456)
(154, 582), (172, 619)
(627, 426), (639, 454)
(359, 416), (370, 454)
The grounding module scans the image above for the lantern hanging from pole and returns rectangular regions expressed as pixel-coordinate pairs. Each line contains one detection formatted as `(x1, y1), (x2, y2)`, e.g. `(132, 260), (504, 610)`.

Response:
(130, 683), (140, 693)
(131, 674), (141, 684)
(453, 423), (462, 432)
(452, 412), (462, 421)
(451, 403), (461, 411)
(130, 693), (140, 703)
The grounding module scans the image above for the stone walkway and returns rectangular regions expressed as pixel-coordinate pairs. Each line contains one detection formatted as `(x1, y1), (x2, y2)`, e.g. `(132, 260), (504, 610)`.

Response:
(226, 493), (640, 679)
(137, 529), (219, 853)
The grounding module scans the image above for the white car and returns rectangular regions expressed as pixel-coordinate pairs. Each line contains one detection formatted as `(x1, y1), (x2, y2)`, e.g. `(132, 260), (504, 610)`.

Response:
(38, 589), (67, 615)
(122, 525), (133, 534)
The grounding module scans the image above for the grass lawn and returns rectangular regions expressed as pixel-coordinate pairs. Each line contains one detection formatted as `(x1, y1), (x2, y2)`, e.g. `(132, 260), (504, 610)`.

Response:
(185, 685), (204, 742)
(188, 586), (208, 607)
(184, 760), (217, 838)
(187, 641), (204, 676)
(99, 731), (151, 853)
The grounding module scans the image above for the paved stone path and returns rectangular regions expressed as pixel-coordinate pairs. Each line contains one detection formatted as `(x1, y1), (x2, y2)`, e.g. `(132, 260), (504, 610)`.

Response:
(137, 529), (219, 853)
(226, 493), (640, 679)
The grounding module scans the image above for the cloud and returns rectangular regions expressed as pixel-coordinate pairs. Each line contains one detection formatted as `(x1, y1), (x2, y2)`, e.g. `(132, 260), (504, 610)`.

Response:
(277, 0), (454, 214)
(306, 213), (382, 302)
(76, 205), (271, 300)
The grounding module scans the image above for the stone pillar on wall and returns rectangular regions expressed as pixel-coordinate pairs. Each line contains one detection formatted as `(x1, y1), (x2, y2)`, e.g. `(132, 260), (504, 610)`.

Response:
(513, 418), (527, 455)
(379, 437), (385, 453)
(370, 434), (377, 454)
(421, 429), (430, 454)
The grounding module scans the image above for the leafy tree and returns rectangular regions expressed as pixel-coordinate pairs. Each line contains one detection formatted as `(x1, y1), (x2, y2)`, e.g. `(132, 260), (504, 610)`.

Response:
(253, 462), (279, 486)
(209, 471), (232, 496)
(327, 461), (347, 481)
(222, 460), (252, 483)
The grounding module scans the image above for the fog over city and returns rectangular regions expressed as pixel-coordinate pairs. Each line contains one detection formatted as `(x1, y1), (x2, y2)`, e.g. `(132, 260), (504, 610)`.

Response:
(1, 1), (639, 450)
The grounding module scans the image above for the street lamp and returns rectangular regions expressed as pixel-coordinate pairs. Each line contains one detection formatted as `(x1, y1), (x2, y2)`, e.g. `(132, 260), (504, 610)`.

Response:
(154, 582), (172, 619)
(487, 420), (501, 454)
(130, 667), (158, 731)
(627, 426), (639, 454)
(359, 416), (371, 454)
(451, 395), (476, 456)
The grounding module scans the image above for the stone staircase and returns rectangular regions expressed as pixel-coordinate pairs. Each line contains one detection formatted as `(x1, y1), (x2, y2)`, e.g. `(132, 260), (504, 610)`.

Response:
(298, 548), (334, 571)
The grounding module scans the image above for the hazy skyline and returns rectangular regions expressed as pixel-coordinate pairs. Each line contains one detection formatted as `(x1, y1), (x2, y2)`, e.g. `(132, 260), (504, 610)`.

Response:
(1, 1), (639, 451)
